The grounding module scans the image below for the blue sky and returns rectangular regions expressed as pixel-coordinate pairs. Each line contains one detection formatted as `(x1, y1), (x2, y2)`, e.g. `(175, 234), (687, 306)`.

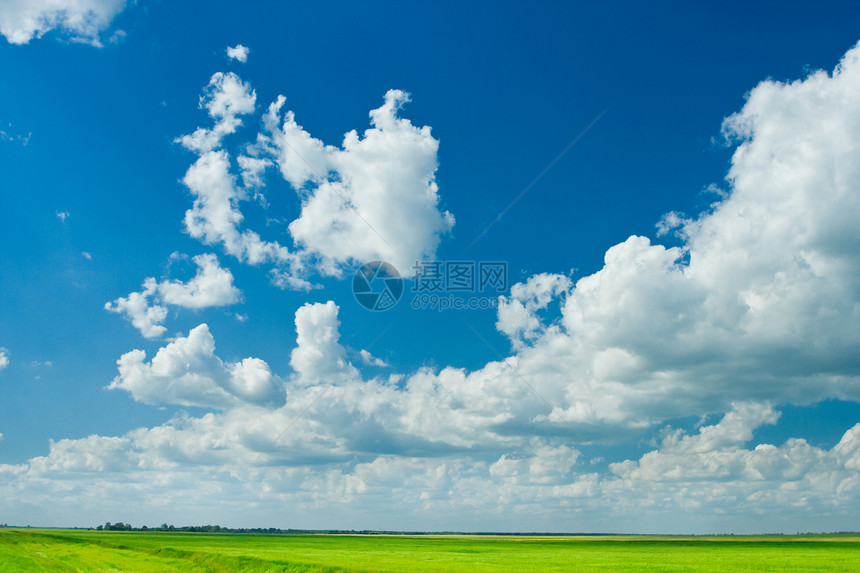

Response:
(1, 1), (860, 533)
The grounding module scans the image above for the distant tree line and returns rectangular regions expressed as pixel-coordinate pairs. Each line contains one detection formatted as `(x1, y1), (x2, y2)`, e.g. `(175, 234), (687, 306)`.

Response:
(94, 523), (380, 534)
(89, 524), (860, 536)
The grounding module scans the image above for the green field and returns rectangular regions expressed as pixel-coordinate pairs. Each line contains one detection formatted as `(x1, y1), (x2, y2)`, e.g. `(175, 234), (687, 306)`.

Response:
(1, 528), (858, 572)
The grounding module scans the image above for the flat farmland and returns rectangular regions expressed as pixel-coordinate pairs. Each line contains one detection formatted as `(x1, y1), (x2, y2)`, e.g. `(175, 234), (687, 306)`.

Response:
(1, 529), (858, 572)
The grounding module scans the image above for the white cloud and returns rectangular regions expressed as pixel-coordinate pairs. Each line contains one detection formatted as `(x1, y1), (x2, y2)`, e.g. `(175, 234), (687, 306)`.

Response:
(0, 0), (128, 46)
(104, 278), (168, 339)
(2, 394), (859, 532)
(176, 72), (256, 155)
(0, 348), (9, 371)
(471, 41), (860, 430)
(598, 404), (860, 528)
(177, 80), (454, 287)
(4, 297), (860, 531)
(269, 89), (455, 276)
(181, 150), (299, 271)
(290, 302), (357, 385)
(158, 253), (241, 309)
(105, 254), (242, 338)
(55, 210), (69, 222)
(360, 349), (389, 368)
(226, 44), (249, 63)
(81, 251), (92, 260)
(496, 273), (571, 348)
(108, 323), (283, 408)
(237, 155), (271, 190)
(655, 210), (689, 237)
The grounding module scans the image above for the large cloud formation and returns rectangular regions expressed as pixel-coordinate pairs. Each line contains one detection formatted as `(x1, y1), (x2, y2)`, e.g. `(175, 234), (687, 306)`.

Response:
(3, 41), (860, 532)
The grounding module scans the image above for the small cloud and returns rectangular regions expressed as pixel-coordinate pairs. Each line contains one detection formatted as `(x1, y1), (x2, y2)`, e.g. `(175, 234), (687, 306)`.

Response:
(0, 348), (9, 370)
(105, 255), (242, 338)
(360, 349), (389, 368)
(655, 211), (688, 237)
(235, 313), (248, 322)
(82, 251), (92, 260)
(104, 278), (168, 339)
(108, 29), (126, 44)
(702, 182), (728, 199)
(226, 44), (249, 63)
(56, 211), (69, 222)
(0, 127), (31, 146)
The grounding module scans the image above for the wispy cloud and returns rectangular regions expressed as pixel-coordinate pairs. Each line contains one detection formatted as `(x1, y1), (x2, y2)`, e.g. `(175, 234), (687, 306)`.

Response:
(0, 126), (30, 146)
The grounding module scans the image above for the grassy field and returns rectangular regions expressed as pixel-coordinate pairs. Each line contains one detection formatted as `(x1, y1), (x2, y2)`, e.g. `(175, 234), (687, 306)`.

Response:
(1, 528), (858, 572)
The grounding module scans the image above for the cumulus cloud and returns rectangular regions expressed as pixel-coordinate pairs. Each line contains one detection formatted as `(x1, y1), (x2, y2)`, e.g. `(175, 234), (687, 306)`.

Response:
(226, 44), (249, 63)
(177, 77), (454, 287)
(268, 89), (455, 276)
(104, 278), (168, 339)
(2, 394), (859, 532)
(158, 253), (241, 309)
(0, 0), (128, 46)
(290, 302), (357, 385)
(176, 72), (257, 154)
(105, 254), (241, 338)
(0, 348), (9, 371)
(4, 297), (860, 531)
(597, 404), (860, 530)
(108, 323), (283, 408)
(478, 41), (860, 430)
(181, 150), (295, 268)
(496, 273), (571, 348)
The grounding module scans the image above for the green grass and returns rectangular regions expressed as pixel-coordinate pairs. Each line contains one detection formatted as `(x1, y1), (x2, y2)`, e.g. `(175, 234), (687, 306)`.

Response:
(1, 529), (858, 572)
